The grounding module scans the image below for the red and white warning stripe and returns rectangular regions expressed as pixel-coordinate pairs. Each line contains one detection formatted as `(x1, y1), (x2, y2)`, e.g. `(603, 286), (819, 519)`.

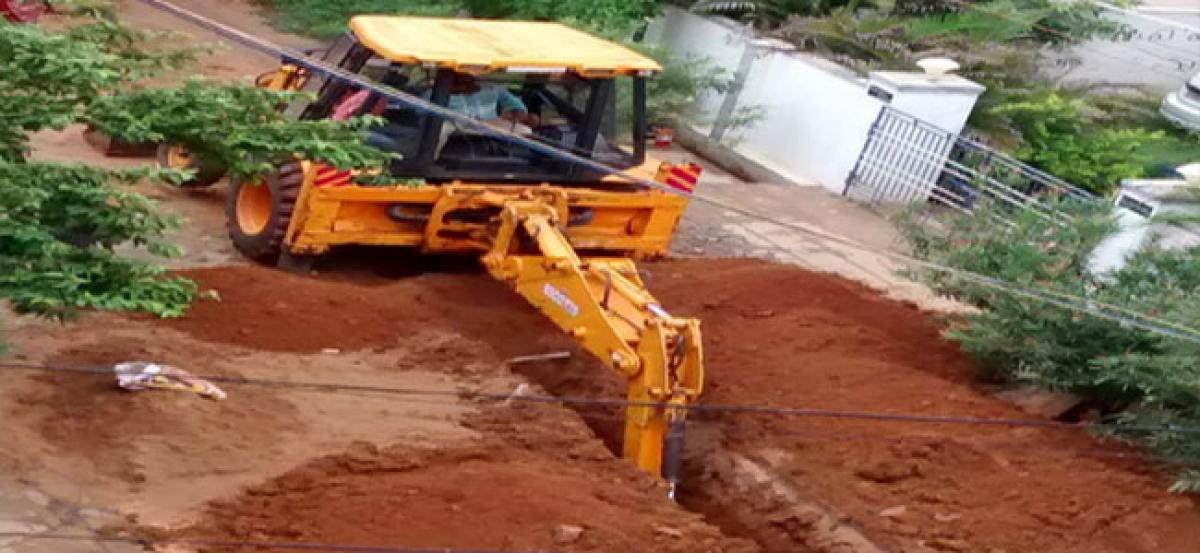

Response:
(655, 162), (702, 194)
(312, 163), (353, 187)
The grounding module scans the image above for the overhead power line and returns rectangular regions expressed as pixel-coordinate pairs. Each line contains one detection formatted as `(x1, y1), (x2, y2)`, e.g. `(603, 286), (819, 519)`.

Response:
(8, 362), (1198, 465)
(689, 192), (1200, 345)
(6, 362), (1200, 436)
(122, 4), (1200, 343)
(756, 424), (1200, 464)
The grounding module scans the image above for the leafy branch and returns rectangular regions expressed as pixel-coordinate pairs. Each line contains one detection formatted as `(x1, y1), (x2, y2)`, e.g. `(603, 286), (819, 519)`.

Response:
(0, 7), (203, 342)
(0, 162), (196, 319)
(85, 79), (396, 181)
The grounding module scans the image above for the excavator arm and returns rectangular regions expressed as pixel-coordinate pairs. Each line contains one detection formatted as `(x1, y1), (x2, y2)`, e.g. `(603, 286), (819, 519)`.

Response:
(479, 190), (703, 494)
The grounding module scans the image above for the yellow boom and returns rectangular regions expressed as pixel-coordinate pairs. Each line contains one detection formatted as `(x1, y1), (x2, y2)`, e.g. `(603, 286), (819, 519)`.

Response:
(478, 189), (704, 490)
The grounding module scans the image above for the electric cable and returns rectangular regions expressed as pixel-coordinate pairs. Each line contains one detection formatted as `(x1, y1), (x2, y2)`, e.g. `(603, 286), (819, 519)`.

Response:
(127, 0), (1200, 348)
(5, 362), (1200, 436)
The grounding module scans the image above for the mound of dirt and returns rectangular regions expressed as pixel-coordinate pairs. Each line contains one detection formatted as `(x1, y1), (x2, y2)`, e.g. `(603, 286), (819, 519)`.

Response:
(11, 258), (1200, 552)
(647, 259), (1200, 553)
(146, 259), (1200, 552)
(178, 405), (756, 553)
(156, 265), (558, 355)
(2, 314), (483, 525)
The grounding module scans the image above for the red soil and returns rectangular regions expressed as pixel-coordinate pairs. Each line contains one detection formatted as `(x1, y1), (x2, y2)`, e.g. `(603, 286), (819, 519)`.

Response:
(179, 405), (755, 553)
(651, 259), (1200, 553)
(109, 260), (1200, 551)
(154, 264), (558, 355)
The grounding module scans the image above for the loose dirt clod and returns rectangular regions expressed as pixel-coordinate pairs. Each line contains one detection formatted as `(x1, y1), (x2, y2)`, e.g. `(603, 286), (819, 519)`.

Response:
(553, 524), (585, 544)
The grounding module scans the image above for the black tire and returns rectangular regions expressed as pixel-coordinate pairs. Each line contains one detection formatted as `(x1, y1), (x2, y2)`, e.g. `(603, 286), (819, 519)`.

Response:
(157, 143), (226, 188)
(226, 161), (304, 262)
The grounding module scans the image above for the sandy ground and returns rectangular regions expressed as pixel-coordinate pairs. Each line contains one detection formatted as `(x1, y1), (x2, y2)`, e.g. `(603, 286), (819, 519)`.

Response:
(8, 258), (1199, 552)
(5, 1), (1200, 552)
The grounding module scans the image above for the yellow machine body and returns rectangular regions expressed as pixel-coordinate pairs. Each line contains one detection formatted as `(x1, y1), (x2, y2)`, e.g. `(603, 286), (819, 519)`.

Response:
(231, 16), (705, 483)
(269, 161), (703, 477)
(282, 164), (688, 258)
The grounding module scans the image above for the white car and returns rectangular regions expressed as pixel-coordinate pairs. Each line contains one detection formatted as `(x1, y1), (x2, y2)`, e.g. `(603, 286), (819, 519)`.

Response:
(1161, 72), (1200, 133)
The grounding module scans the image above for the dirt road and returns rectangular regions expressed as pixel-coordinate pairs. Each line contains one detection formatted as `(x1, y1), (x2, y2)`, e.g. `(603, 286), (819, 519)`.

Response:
(8, 258), (1197, 552)
(4, 1), (1199, 552)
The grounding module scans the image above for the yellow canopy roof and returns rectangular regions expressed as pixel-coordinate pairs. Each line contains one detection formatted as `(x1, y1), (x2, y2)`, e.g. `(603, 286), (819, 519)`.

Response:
(348, 16), (662, 76)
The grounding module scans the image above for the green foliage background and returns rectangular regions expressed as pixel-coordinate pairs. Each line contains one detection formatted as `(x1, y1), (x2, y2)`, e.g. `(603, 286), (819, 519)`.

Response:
(899, 202), (1200, 491)
(263, 0), (660, 39)
(0, 4), (392, 348)
(257, 0), (738, 128)
(86, 79), (393, 180)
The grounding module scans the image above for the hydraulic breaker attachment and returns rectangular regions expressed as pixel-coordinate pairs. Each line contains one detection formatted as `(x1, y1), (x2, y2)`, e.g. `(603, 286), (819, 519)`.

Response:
(480, 190), (704, 481)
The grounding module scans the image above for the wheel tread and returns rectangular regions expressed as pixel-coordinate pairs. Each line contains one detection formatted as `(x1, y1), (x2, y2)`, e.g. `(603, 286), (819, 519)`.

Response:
(226, 160), (305, 262)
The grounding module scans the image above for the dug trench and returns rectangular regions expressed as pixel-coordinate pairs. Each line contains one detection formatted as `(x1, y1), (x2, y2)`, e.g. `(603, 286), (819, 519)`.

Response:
(151, 259), (1200, 551)
(5, 258), (1199, 552)
(506, 259), (1200, 552)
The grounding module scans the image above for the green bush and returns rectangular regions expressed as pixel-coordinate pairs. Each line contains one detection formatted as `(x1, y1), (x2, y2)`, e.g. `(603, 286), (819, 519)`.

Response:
(904, 0), (1111, 44)
(0, 17), (197, 335)
(989, 93), (1163, 194)
(0, 163), (196, 319)
(85, 79), (395, 180)
(899, 201), (1200, 491)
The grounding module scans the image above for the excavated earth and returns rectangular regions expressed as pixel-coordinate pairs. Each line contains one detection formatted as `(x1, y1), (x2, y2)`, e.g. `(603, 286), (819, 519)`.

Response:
(7, 1), (1193, 551)
(5, 259), (1199, 553)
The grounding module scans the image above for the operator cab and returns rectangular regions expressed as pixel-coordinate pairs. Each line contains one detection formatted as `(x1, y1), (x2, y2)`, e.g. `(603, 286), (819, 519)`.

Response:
(282, 16), (660, 185)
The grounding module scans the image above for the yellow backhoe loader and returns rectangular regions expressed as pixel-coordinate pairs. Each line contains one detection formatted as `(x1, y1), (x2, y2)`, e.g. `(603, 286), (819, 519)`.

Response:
(193, 16), (706, 492)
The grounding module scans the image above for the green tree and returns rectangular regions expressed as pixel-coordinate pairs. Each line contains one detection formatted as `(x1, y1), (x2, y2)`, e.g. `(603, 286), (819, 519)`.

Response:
(0, 18), (198, 341)
(85, 79), (392, 181)
(0, 7), (392, 349)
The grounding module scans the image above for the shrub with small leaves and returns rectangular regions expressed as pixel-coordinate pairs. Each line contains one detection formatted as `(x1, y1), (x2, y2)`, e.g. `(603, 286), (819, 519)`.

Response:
(989, 93), (1162, 194)
(85, 79), (395, 180)
(899, 201), (1200, 491)
(0, 10), (200, 348)
(0, 162), (196, 319)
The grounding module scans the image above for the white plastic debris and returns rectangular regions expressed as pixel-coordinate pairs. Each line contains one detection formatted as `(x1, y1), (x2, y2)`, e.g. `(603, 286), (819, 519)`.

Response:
(504, 383), (532, 406)
(113, 362), (227, 400)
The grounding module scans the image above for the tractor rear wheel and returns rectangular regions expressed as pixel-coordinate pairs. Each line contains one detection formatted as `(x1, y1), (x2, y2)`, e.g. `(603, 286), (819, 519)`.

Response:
(226, 161), (304, 262)
(157, 143), (225, 188)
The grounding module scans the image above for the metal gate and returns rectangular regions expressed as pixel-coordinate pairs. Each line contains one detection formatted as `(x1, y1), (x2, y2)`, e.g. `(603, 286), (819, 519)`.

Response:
(844, 107), (1094, 211)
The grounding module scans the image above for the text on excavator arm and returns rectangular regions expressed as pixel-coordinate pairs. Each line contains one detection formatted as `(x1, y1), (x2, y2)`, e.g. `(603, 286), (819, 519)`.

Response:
(478, 190), (703, 491)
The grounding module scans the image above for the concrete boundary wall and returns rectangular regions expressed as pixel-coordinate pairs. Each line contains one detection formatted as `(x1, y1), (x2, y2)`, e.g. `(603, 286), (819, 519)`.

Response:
(647, 7), (984, 195)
